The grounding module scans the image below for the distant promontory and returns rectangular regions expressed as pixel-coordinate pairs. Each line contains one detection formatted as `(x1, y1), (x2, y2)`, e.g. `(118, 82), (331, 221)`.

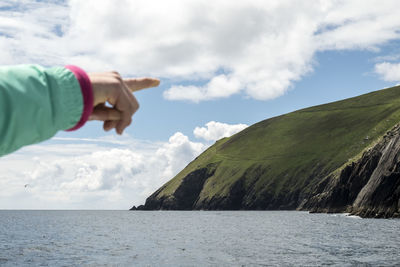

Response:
(131, 86), (400, 218)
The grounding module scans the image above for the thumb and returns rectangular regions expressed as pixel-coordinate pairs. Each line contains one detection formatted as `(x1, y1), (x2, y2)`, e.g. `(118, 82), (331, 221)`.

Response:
(89, 106), (122, 121)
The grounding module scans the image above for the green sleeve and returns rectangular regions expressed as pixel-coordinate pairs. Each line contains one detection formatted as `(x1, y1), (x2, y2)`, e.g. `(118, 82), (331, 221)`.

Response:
(0, 65), (83, 156)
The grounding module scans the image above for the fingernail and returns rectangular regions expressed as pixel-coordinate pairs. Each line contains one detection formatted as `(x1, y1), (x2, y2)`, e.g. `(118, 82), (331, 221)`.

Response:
(152, 79), (160, 86)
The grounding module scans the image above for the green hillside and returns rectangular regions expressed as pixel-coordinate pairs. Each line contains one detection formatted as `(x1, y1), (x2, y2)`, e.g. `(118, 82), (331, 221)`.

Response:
(142, 86), (400, 210)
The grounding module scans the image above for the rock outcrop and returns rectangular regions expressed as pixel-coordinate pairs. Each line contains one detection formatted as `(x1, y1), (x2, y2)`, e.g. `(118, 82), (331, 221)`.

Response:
(143, 166), (216, 210)
(299, 125), (400, 218)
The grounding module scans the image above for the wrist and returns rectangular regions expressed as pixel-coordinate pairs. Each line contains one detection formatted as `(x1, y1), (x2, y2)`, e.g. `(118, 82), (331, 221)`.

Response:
(64, 65), (94, 131)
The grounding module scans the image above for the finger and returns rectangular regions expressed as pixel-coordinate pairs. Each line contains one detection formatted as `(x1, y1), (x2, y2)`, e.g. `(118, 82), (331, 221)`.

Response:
(103, 120), (118, 131)
(114, 90), (139, 134)
(123, 77), (160, 92)
(89, 106), (122, 121)
(88, 103), (106, 121)
(116, 121), (126, 135)
(116, 114), (133, 135)
(123, 83), (139, 109)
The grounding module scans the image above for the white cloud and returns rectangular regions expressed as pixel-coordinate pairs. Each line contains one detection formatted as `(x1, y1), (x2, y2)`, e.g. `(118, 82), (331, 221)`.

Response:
(156, 132), (205, 179)
(0, 121), (249, 209)
(164, 74), (241, 102)
(314, 0), (400, 51)
(374, 62), (400, 82)
(194, 121), (248, 141)
(0, 130), (206, 209)
(0, 1), (70, 65)
(1, 1), (400, 102)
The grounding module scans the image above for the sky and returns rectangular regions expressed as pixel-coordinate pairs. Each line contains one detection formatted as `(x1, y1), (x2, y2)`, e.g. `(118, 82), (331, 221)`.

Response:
(1, 0), (400, 209)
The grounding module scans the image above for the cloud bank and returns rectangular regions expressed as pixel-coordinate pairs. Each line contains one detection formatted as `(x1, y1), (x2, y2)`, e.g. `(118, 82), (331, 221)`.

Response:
(374, 62), (400, 82)
(0, 121), (243, 209)
(1, 0), (400, 102)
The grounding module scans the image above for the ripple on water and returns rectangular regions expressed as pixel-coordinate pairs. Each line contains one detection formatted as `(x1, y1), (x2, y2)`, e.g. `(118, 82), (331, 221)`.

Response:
(0, 210), (398, 266)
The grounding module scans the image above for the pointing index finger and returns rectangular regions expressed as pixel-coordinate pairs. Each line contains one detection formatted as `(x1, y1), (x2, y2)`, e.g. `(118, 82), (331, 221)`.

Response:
(123, 77), (160, 92)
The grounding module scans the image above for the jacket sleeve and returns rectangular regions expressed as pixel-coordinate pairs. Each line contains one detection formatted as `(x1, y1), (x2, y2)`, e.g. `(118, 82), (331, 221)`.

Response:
(0, 64), (86, 156)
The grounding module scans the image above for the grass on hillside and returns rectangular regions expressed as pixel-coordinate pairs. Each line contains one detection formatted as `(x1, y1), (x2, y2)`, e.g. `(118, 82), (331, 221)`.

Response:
(156, 86), (400, 201)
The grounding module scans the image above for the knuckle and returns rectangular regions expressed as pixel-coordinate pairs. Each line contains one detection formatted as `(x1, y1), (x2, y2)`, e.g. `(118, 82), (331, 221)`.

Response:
(130, 102), (139, 114)
(133, 103), (139, 112)
(121, 117), (131, 129)
(115, 76), (123, 83)
(110, 70), (120, 76)
(110, 71), (123, 82)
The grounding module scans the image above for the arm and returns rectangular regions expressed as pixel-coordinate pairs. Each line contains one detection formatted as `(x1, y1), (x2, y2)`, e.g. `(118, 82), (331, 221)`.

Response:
(0, 65), (160, 157)
(0, 65), (84, 156)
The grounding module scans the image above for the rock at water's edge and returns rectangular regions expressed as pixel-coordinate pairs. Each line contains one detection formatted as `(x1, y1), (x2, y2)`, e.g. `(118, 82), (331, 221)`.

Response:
(300, 125), (400, 218)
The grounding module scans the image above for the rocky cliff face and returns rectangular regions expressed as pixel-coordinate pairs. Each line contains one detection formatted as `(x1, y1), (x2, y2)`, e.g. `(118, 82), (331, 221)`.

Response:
(142, 167), (216, 210)
(139, 164), (311, 211)
(299, 125), (400, 218)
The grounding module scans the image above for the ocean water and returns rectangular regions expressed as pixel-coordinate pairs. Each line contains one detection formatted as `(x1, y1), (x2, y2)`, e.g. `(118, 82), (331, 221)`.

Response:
(0, 211), (399, 266)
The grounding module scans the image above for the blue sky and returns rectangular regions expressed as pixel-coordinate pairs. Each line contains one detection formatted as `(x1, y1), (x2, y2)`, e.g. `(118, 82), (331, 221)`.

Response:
(66, 46), (397, 141)
(1, 0), (400, 209)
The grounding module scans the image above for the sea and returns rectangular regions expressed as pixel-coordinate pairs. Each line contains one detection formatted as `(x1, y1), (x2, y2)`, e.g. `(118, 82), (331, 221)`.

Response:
(0, 210), (399, 266)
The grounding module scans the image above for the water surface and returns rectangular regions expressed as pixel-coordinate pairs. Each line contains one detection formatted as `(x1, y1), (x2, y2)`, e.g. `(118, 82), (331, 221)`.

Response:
(0, 211), (399, 266)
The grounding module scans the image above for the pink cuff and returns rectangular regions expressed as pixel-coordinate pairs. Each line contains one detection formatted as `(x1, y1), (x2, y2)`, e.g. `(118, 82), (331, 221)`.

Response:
(65, 65), (93, 131)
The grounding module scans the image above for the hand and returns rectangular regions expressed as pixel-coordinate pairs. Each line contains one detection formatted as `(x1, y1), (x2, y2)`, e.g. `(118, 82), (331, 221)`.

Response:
(88, 71), (160, 135)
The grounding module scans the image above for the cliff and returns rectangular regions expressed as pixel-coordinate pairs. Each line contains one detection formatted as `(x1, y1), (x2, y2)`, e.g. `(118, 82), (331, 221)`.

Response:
(132, 86), (400, 218)
(299, 125), (400, 218)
